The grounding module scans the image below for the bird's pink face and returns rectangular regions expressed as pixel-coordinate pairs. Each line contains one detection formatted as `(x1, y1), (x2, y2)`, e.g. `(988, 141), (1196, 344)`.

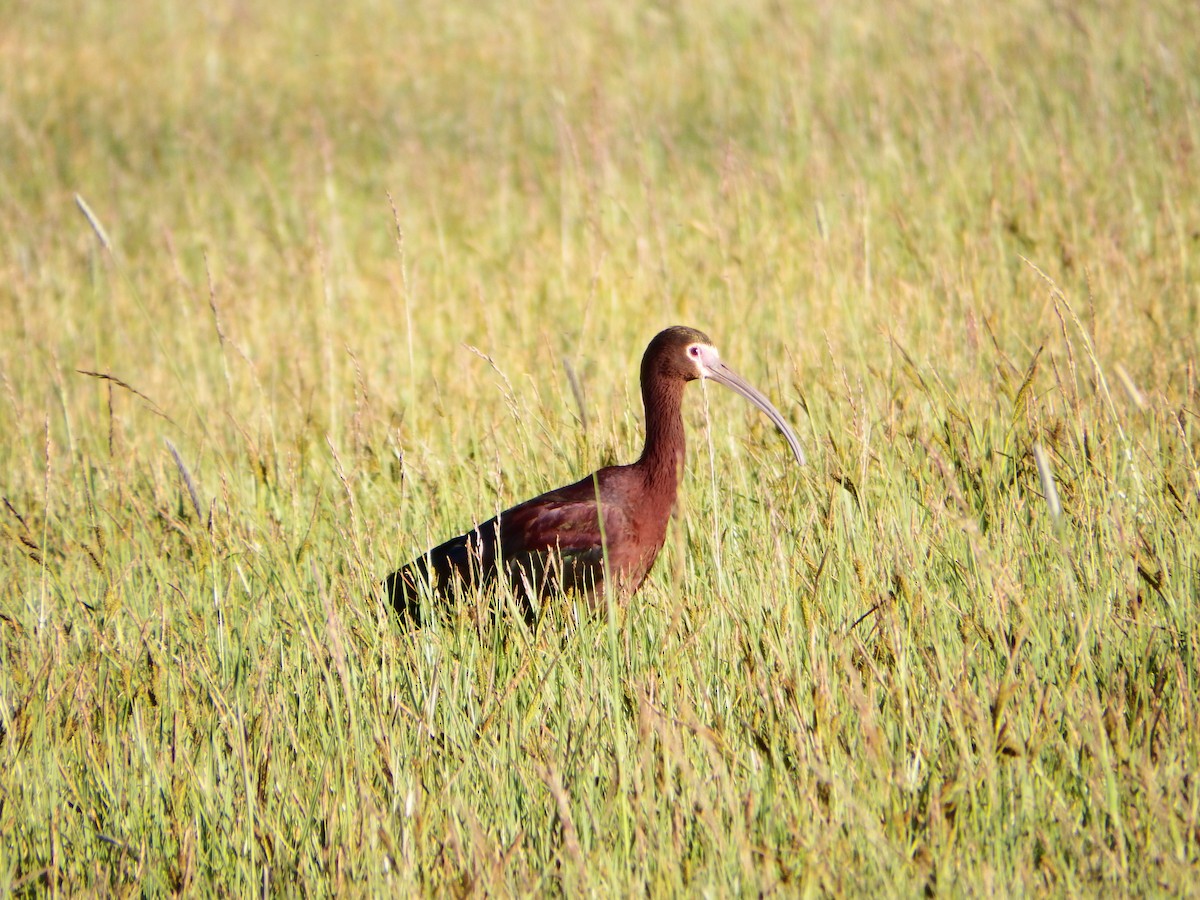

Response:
(684, 340), (722, 380)
(685, 340), (807, 467)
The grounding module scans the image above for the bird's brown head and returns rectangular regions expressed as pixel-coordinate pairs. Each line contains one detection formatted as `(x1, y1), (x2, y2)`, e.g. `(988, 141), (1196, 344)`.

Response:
(641, 325), (807, 466)
(641, 325), (714, 384)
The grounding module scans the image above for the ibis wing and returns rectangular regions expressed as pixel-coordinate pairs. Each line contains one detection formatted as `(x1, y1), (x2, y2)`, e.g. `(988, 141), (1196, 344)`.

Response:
(387, 470), (633, 623)
(385, 517), (503, 621)
(497, 489), (634, 603)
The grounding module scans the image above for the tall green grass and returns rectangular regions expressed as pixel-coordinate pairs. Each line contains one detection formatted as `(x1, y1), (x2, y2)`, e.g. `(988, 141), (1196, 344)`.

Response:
(2, 0), (1198, 893)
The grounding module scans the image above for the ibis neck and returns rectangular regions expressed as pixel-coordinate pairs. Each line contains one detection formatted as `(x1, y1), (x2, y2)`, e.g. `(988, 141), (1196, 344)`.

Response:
(636, 376), (687, 488)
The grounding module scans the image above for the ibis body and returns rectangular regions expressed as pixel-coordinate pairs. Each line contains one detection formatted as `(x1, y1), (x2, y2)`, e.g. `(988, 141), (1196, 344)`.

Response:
(387, 326), (804, 623)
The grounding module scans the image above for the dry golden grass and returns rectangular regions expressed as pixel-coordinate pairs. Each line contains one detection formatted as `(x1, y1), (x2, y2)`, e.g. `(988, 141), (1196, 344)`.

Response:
(2, 0), (1198, 893)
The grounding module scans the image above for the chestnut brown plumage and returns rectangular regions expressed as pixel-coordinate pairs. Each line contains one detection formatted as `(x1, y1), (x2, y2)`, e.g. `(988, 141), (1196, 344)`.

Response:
(386, 326), (805, 624)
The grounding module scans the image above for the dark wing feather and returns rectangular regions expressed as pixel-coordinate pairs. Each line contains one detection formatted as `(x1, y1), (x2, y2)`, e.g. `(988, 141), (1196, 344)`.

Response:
(386, 470), (633, 624)
(497, 491), (635, 609)
(385, 516), (502, 623)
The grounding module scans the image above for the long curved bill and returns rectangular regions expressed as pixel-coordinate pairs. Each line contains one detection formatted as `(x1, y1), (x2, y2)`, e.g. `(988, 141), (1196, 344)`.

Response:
(703, 359), (807, 467)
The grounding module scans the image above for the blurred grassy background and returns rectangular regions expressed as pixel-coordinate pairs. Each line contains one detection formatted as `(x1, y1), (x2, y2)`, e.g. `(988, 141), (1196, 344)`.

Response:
(2, 0), (1198, 893)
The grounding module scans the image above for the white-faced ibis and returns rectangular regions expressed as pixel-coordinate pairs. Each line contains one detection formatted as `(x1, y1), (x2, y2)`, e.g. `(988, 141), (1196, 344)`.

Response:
(387, 326), (805, 624)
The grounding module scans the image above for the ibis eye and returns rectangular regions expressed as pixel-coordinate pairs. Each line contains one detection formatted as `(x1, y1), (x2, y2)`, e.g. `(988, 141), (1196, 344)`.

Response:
(688, 346), (700, 357)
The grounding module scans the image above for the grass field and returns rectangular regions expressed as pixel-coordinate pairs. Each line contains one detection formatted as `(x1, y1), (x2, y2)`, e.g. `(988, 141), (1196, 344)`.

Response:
(3, 0), (1199, 893)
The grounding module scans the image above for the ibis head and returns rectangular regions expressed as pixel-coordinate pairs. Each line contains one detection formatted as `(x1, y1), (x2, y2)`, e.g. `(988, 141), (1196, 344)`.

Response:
(641, 326), (806, 466)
